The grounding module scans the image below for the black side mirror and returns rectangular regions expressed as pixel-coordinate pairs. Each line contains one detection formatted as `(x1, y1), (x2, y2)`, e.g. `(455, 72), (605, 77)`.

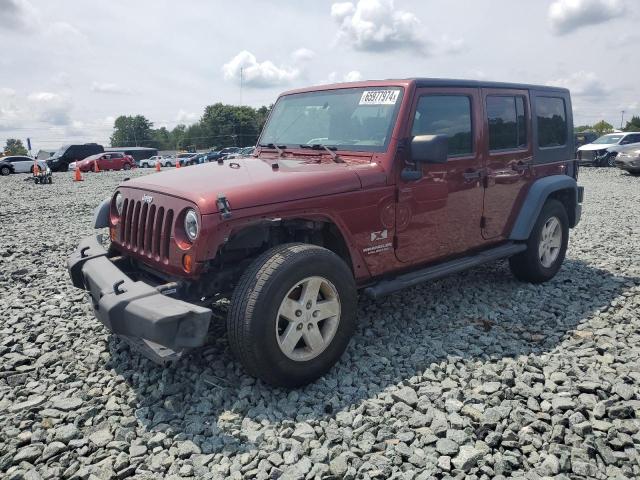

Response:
(410, 134), (448, 164)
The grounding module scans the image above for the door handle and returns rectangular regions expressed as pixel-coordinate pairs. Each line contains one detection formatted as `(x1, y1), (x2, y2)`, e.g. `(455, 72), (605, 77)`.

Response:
(463, 170), (481, 182)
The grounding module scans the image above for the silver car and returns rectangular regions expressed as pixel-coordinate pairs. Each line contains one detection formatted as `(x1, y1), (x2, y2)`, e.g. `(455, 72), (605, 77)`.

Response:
(614, 145), (640, 174)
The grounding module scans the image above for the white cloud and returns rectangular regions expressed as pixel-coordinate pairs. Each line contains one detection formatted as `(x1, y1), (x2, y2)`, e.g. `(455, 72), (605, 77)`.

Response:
(176, 109), (198, 124)
(222, 50), (300, 88)
(27, 91), (72, 125)
(331, 0), (424, 52)
(344, 70), (363, 82)
(0, 0), (39, 31)
(291, 48), (315, 62)
(548, 72), (609, 97)
(323, 70), (363, 84)
(549, 0), (626, 35)
(91, 82), (132, 95)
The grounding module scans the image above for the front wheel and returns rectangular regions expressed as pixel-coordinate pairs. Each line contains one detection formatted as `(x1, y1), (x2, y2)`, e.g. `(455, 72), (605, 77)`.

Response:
(123, 163), (131, 171)
(227, 243), (357, 387)
(509, 199), (569, 283)
(606, 153), (617, 167)
(0, 166), (10, 176)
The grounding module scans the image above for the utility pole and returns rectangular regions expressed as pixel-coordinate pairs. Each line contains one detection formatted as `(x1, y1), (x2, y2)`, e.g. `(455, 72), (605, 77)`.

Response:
(620, 110), (625, 130)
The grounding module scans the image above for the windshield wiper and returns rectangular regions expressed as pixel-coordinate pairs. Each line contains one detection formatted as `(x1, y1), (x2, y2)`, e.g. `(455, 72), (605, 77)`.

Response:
(258, 143), (286, 157)
(299, 144), (344, 163)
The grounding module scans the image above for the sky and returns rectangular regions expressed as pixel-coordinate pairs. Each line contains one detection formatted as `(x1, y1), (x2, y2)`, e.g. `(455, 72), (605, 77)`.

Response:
(0, 0), (638, 151)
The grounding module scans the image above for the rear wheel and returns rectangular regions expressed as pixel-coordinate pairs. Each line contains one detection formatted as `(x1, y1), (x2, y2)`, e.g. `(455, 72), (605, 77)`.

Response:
(509, 199), (569, 283)
(227, 243), (357, 387)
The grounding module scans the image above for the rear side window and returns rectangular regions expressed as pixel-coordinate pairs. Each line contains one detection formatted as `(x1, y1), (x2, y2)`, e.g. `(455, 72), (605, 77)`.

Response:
(537, 97), (567, 148)
(486, 96), (527, 151)
(412, 95), (473, 156)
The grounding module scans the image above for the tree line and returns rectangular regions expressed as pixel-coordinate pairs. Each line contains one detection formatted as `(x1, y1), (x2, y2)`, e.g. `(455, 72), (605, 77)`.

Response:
(575, 116), (640, 136)
(109, 103), (272, 151)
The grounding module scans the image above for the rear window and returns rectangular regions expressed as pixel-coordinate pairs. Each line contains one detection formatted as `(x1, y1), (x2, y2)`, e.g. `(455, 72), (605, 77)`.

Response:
(537, 97), (567, 148)
(486, 95), (527, 151)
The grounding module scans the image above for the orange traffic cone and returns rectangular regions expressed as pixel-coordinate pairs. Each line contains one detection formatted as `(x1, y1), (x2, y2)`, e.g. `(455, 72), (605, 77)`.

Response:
(74, 167), (83, 182)
(176, 160), (181, 169)
(155, 161), (161, 172)
(94, 161), (100, 173)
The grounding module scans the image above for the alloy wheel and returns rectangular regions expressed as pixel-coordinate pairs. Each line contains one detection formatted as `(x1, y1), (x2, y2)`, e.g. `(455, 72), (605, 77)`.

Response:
(538, 216), (562, 268)
(275, 276), (341, 362)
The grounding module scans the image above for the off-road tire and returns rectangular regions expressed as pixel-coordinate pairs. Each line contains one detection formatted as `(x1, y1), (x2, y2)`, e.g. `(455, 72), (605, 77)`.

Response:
(509, 199), (569, 283)
(0, 166), (10, 176)
(227, 243), (357, 387)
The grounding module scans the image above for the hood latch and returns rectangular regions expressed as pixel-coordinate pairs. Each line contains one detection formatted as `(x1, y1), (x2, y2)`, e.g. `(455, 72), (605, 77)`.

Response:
(217, 194), (232, 220)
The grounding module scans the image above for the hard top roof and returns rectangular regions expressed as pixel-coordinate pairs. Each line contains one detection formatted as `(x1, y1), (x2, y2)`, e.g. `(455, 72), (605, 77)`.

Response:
(282, 78), (570, 96)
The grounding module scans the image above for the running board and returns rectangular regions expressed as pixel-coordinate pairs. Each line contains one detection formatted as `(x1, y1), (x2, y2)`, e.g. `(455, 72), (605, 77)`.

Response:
(364, 242), (526, 299)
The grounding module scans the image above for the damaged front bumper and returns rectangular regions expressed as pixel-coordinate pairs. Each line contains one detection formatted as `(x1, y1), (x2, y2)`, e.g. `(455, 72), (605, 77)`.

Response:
(67, 236), (212, 363)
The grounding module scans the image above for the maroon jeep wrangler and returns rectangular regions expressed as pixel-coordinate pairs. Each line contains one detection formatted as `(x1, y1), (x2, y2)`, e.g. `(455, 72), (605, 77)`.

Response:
(69, 79), (583, 387)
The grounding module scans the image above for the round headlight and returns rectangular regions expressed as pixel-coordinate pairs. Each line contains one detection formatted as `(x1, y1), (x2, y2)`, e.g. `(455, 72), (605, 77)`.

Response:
(114, 192), (124, 216)
(184, 209), (199, 241)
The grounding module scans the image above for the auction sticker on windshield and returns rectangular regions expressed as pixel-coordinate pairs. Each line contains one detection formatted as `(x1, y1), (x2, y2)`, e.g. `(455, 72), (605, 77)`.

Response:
(359, 90), (399, 105)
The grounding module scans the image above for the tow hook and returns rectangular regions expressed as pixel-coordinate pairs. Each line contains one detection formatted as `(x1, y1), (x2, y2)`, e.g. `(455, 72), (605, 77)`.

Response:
(217, 194), (232, 220)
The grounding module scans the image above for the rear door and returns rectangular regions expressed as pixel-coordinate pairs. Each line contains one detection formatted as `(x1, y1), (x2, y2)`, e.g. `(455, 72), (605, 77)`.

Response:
(481, 89), (532, 239)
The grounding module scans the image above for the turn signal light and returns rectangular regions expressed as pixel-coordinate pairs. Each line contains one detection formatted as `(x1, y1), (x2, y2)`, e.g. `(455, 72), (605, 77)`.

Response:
(182, 254), (193, 273)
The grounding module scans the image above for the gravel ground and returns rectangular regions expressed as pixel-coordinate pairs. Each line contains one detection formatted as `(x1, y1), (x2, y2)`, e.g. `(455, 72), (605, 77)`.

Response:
(1, 167), (639, 480)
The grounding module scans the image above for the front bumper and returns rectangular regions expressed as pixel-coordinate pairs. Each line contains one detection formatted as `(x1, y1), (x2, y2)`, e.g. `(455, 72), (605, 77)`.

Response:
(67, 236), (212, 363)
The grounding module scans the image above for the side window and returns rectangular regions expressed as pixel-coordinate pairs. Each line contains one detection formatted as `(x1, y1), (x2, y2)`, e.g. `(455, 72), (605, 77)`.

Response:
(412, 95), (473, 156)
(486, 95), (527, 151)
(537, 97), (567, 148)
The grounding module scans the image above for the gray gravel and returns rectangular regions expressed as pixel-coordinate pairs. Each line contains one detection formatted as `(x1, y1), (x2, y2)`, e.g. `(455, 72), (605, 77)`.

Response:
(1, 167), (639, 479)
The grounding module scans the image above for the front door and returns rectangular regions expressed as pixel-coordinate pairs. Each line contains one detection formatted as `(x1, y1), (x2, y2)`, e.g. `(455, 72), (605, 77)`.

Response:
(481, 89), (532, 239)
(395, 88), (485, 264)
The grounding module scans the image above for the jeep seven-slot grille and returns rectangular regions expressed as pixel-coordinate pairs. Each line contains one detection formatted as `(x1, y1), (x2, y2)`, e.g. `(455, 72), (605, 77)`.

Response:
(119, 198), (174, 260)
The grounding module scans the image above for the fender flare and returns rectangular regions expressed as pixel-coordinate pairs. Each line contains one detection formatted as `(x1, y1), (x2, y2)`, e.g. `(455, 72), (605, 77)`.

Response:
(94, 197), (110, 228)
(509, 175), (578, 241)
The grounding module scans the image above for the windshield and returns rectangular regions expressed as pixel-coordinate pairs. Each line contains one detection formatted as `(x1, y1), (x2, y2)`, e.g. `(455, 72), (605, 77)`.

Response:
(260, 87), (403, 152)
(592, 134), (623, 144)
(53, 145), (69, 156)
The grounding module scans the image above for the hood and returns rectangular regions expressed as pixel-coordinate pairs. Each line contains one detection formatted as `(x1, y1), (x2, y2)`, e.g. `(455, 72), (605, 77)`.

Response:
(123, 157), (363, 214)
(578, 143), (615, 151)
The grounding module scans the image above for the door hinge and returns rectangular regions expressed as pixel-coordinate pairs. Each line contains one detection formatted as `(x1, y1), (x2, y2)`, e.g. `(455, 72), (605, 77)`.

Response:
(480, 216), (487, 229)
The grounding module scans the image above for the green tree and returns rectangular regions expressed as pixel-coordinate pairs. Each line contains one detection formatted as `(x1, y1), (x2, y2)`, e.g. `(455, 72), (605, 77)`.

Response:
(574, 125), (593, 133)
(3, 138), (28, 155)
(623, 115), (640, 132)
(110, 115), (155, 147)
(592, 120), (614, 136)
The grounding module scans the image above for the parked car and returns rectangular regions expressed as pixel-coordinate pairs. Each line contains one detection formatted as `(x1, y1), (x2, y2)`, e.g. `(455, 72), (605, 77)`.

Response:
(0, 155), (48, 174)
(69, 78), (582, 387)
(47, 143), (104, 172)
(613, 145), (640, 174)
(574, 131), (598, 149)
(225, 146), (256, 159)
(139, 156), (163, 168)
(207, 147), (241, 162)
(176, 153), (198, 166)
(577, 132), (640, 167)
(76, 152), (136, 172)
